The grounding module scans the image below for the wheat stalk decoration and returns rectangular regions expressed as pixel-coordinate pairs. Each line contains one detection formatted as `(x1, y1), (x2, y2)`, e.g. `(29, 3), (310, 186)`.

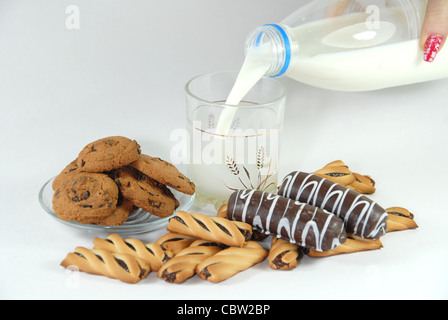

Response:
(225, 156), (239, 176)
(225, 148), (277, 192)
(208, 113), (215, 131)
(230, 117), (240, 132)
(225, 156), (249, 189)
(256, 146), (265, 170)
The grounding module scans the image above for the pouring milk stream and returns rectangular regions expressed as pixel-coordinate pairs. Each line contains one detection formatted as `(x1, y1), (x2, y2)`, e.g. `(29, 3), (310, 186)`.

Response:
(216, 0), (448, 135)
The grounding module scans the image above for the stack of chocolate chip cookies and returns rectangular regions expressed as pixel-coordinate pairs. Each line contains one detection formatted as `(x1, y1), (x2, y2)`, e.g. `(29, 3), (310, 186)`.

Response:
(52, 136), (195, 226)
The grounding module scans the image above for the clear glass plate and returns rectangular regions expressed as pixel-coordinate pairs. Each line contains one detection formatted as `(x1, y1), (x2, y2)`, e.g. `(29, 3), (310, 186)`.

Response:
(38, 177), (195, 235)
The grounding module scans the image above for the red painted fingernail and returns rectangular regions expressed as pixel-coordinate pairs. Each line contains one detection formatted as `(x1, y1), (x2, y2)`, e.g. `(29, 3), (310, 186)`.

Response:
(424, 35), (443, 62)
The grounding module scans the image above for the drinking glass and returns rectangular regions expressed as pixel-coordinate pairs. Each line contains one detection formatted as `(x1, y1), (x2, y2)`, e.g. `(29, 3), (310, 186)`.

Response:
(185, 72), (286, 210)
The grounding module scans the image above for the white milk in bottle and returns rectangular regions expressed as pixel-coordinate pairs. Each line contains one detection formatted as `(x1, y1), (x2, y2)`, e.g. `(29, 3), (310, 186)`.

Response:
(193, 0), (448, 209)
(216, 0), (448, 134)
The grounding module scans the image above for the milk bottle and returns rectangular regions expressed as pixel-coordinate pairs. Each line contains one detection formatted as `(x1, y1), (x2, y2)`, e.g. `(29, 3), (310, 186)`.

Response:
(216, 0), (448, 134)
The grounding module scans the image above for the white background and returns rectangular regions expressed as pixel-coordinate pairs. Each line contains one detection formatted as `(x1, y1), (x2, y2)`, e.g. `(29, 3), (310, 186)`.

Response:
(1, 0), (447, 300)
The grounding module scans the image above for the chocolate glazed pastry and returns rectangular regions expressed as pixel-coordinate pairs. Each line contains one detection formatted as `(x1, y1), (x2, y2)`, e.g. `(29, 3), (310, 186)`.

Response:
(279, 172), (389, 239)
(227, 190), (347, 252)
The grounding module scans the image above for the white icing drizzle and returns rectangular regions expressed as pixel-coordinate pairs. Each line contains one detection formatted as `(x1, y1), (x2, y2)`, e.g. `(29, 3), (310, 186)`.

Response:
(280, 172), (388, 239)
(281, 171), (299, 200)
(276, 199), (297, 241)
(265, 192), (281, 235)
(240, 189), (257, 223)
(232, 190), (344, 251)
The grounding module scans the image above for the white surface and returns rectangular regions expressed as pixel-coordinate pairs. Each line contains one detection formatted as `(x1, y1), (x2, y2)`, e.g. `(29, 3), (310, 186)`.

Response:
(1, 0), (447, 300)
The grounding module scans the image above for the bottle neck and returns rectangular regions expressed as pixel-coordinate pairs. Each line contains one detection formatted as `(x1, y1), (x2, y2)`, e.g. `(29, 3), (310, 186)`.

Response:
(245, 24), (293, 78)
(405, 0), (428, 37)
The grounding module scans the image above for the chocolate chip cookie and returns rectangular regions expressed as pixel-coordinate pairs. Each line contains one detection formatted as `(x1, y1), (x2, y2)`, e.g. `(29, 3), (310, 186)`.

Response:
(112, 166), (179, 218)
(131, 154), (195, 195)
(53, 173), (119, 224)
(95, 197), (135, 226)
(52, 159), (80, 191)
(77, 136), (141, 173)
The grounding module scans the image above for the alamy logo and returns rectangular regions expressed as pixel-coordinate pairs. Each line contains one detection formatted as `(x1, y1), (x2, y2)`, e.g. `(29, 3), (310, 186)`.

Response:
(65, 265), (80, 289)
(65, 5), (80, 30)
(170, 123), (278, 170)
(365, 5), (380, 30)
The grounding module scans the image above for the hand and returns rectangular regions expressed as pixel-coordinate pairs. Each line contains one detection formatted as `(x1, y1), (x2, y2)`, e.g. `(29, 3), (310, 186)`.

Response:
(420, 0), (448, 62)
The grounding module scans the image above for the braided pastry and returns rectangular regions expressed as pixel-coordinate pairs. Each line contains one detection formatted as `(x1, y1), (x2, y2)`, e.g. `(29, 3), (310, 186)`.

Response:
(216, 204), (228, 218)
(93, 234), (173, 272)
(349, 172), (376, 194)
(217, 204), (268, 241)
(268, 237), (303, 270)
(313, 160), (355, 185)
(60, 247), (150, 284)
(158, 239), (224, 283)
(196, 241), (268, 283)
(313, 160), (376, 194)
(306, 234), (383, 257)
(155, 232), (197, 255)
(386, 207), (419, 232)
(167, 211), (252, 247)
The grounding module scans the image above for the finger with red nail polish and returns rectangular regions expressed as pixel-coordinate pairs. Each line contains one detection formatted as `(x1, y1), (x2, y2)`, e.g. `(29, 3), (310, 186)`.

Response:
(424, 34), (443, 62)
(420, 0), (448, 62)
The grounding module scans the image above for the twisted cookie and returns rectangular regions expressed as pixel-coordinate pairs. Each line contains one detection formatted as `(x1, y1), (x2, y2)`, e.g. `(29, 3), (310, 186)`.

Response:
(216, 204), (228, 218)
(313, 160), (355, 186)
(216, 204), (268, 241)
(155, 232), (197, 255)
(60, 247), (150, 284)
(158, 239), (224, 283)
(386, 207), (419, 232)
(196, 241), (268, 283)
(167, 211), (252, 247)
(306, 234), (383, 257)
(313, 160), (376, 194)
(268, 237), (303, 270)
(93, 234), (173, 272)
